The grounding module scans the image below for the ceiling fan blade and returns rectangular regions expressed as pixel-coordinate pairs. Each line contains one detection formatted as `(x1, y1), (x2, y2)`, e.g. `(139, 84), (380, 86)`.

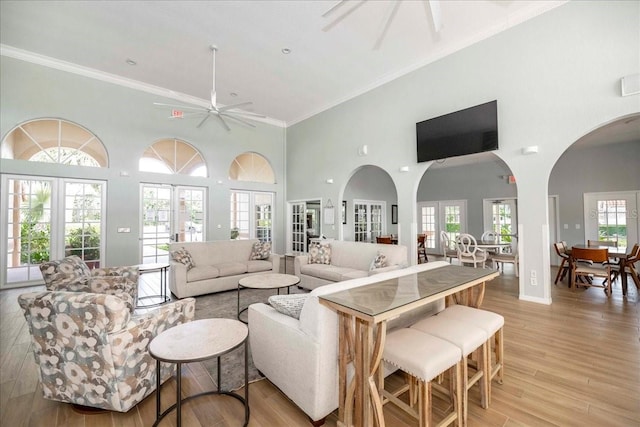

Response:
(322, 0), (348, 17)
(153, 102), (207, 111)
(215, 114), (232, 131)
(373, 0), (402, 50)
(224, 110), (266, 119)
(428, 0), (443, 33)
(196, 114), (212, 128)
(322, 0), (367, 32)
(220, 113), (257, 128)
(218, 101), (253, 112)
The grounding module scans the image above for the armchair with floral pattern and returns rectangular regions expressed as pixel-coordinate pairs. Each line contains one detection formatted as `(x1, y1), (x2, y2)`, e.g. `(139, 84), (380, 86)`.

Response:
(18, 290), (196, 412)
(39, 255), (139, 312)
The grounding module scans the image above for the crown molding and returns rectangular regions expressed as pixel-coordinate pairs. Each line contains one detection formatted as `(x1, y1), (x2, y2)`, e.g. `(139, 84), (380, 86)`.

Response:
(0, 44), (286, 128)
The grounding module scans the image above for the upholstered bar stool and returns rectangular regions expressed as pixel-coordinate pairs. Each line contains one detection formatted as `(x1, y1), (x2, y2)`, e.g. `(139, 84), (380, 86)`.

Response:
(382, 328), (463, 427)
(431, 305), (504, 405)
(410, 315), (489, 424)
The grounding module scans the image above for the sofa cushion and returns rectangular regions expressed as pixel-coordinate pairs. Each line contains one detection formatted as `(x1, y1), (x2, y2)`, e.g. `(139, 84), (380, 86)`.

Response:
(268, 294), (309, 319)
(250, 241), (272, 260)
(171, 247), (195, 270)
(186, 266), (220, 282)
(247, 260), (273, 273)
(301, 264), (364, 282)
(308, 242), (331, 265)
(213, 262), (248, 277)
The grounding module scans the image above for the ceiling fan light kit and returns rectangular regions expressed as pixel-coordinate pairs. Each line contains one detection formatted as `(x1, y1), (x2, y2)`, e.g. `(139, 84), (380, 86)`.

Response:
(153, 44), (264, 131)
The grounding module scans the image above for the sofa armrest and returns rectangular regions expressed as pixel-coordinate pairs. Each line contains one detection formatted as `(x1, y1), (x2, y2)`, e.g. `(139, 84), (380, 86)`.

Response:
(267, 253), (281, 273)
(248, 303), (338, 422)
(294, 255), (309, 277)
(169, 261), (188, 298)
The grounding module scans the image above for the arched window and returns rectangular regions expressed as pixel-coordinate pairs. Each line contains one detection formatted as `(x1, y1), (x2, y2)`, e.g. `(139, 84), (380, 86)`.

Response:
(228, 152), (275, 183)
(139, 138), (207, 177)
(1, 119), (107, 167)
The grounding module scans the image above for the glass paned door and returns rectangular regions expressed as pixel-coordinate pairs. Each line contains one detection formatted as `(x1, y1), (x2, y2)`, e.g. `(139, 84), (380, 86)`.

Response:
(354, 200), (385, 243)
(291, 202), (306, 252)
(3, 177), (54, 284)
(584, 192), (639, 249)
(141, 184), (172, 264)
(488, 199), (517, 248)
(64, 181), (104, 268)
(141, 184), (207, 264)
(2, 176), (105, 287)
(230, 191), (274, 242)
(418, 202), (437, 250)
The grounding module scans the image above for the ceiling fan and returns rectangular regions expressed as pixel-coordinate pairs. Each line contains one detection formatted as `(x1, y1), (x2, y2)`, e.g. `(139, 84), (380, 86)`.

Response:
(154, 45), (264, 131)
(322, 0), (442, 50)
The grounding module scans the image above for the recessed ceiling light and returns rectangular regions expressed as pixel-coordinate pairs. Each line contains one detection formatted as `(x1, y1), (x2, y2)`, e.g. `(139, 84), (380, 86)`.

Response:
(125, 58), (137, 66)
(281, 48), (291, 54)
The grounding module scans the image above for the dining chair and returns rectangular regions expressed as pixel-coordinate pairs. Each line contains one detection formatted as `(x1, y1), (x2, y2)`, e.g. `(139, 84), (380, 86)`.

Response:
(587, 239), (617, 247)
(491, 241), (519, 276)
(440, 231), (458, 263)
(376, 236), (393, 244)
(553, 242), (570, 285)
(417, 233), (428, 263)
(456, 234), (488, 268)
(610, 243), (640, 293)
(570, 247), (614, 296)
(480, 230), (500, 258)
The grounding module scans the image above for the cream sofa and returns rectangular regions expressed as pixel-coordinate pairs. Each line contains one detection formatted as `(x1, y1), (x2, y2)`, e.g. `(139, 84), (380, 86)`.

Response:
(169, 239), (280, 298)
(293, 240), (408, 290)
(248, 261), (448, 425)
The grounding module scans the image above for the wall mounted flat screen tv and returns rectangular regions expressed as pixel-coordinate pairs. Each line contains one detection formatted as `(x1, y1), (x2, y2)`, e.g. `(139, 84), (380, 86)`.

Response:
(416, 100), (498, 163)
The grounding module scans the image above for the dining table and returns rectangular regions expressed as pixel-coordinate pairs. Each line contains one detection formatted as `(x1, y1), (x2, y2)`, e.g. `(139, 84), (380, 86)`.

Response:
(567, 244), (638, 295)
(318, 264), (499, 427)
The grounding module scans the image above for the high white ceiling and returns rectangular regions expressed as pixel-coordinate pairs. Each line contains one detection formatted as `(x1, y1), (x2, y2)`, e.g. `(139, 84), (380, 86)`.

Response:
(1, 0), (568, 126)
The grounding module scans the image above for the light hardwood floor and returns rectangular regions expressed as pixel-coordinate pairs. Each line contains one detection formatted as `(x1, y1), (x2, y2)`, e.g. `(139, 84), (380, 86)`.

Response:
(1, 263), (638, 426)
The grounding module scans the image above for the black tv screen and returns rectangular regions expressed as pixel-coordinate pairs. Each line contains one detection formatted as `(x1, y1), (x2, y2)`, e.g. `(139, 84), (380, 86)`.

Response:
(416, 100), (498, 163)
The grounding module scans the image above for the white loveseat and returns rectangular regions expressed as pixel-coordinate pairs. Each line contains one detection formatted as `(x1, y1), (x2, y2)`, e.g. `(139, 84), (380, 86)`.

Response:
(248, 261), (449, 425)
(294, 240), (408, 290)
(169, 239), (280, 298)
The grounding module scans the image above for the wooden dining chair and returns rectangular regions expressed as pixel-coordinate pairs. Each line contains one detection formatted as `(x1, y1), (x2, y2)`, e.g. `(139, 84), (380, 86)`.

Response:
(553, 242), (570, 285)
(417, 234), (428, 263)
(610, 243), (640, 293)
(570, 247), (614, 296)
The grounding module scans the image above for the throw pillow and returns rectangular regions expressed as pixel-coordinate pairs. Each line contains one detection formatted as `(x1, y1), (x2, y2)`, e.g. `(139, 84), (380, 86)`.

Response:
(308, 241), (331, 265)
(370, 251), (387, 270)
(268, 294), (309, 319)
(250, 241), (272, 260)
(170, 247), (195, 270)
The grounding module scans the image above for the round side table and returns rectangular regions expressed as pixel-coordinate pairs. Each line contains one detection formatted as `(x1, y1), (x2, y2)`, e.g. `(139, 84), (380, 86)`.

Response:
(149, 318), (250, 427)
(237, 273), (301, 323)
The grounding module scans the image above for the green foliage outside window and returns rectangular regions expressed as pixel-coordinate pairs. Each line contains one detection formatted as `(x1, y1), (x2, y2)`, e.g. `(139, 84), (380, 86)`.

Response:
(65, 225), (101, 261)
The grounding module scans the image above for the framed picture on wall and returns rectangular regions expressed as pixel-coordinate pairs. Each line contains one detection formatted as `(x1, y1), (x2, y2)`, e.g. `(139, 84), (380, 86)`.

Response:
(391, 204), (398, 224)
(342, 201), (347, 224)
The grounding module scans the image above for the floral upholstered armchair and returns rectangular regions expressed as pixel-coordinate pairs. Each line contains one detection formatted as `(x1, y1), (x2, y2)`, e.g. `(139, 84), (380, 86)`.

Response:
(39, 255), (139, 312)
(18, 290), (196, 412)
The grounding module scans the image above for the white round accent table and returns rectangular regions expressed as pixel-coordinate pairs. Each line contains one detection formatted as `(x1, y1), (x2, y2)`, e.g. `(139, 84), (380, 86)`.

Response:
(149, 318), (249, 427)
(237, 273), (301, 323)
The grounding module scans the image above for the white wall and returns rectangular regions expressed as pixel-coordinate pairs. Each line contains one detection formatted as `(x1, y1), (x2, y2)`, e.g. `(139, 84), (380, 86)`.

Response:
(286, 1), (640, 304)
(0, 57), (287, 268)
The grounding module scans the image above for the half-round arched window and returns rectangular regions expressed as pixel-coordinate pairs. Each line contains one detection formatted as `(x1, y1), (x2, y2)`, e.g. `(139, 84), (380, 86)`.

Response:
(139, 138), (207, 177)
(228, 152), (275, 183)
(1, 119), (107, 167)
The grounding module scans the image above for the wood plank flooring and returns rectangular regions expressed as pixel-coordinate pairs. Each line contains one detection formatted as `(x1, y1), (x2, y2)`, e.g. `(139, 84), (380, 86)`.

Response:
(1, 263), (638, 426)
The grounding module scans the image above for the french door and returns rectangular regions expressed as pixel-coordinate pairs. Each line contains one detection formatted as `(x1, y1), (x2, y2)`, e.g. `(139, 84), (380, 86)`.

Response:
(2, 175), (105, 287)
(584, 191), (639, 248)
(354, 200), (385, 243)
(140, 184), (206, 264)
(484, 198), (518, 248)
(230, 190), (274, 242)
(418, 200), (467, 253)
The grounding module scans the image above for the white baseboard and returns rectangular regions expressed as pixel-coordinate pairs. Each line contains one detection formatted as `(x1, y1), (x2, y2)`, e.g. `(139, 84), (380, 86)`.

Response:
(518, 294), (552, 305)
